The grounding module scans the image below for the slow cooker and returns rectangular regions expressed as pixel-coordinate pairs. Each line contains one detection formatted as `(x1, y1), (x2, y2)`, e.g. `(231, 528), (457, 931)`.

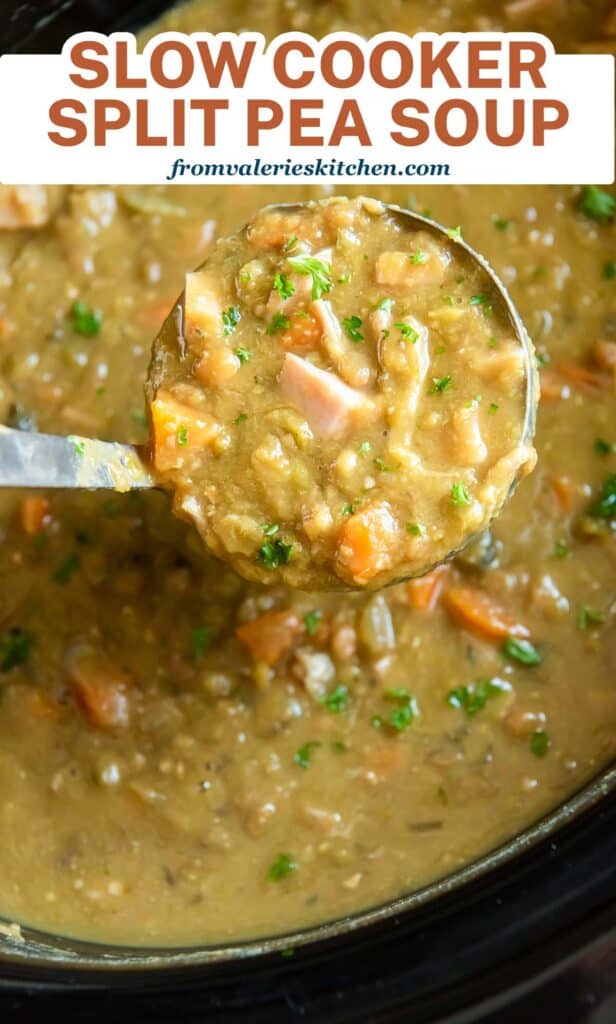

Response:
(1, 2), (615, 1020)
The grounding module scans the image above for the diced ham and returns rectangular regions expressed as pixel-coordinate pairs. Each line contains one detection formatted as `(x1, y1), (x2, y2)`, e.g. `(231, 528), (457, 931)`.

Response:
(279, 353), (372, 439)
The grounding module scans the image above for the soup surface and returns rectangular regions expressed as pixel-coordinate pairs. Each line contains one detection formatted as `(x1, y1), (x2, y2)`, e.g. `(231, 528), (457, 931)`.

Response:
(149, 195), (535, 590)
(0, 0), (614, 947)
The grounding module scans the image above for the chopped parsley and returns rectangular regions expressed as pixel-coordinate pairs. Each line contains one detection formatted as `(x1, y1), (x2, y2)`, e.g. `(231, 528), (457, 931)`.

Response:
(577, 605), (604, 630)
(502, 636), (542, 666)
(341, 501), (359, 516)
(406, 522), (425, 536)
(530, 730), (550, 758)
(409, 249), (428, 264)
(342, 315), (364, 343)
(69, 299), (102, 337)
(69, 437), (85, 457)
(177, 425), (188, 447)
(267, 312), (291, 335)
(446, 225), (463, 241)
(594, 438), (615, 455)
(451, 482), (471, 506)
(488, 402), (499, 415)
(319, 684), (350, 714)
(338, 273), (351, 284)
(376, 688), (419, 732)
(303, 610), (322, 636)
(395, 322), (419, 344)
(470, 294), (488, 306)
(190, 625), (215, 660)
(262, 523), (280, 537)
(234, 412), (248, 425)
(491, 215), (511, 231)
(53, 552), (80, 584)
(294, 741), (321, 769)
(430, 375), (452, 394)
(588, 474), (616, 519)
(578, 185), (615, 223)
(234, 346), (252, 364)
(258, 537), (293, 569)
(603, 260), (616, 280)
(374, 456), (395, 472)
(0, 628), (34, 672)
(282, 235), (298, 254)
(554, 540), (570, 560)
(447, 678), (508, 716)
(287, 254), (332, 300)
(267, 853), (297, 882)
(358, 441), (372, 456)
(376, 297), (394, 312)
(273, 272), (295, 300)
(222, 305), (241, 336)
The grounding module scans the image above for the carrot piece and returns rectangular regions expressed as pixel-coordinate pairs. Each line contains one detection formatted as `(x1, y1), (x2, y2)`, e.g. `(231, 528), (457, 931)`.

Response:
(279, 311), (323, 355)
(236, 609), (302, 666)
(594, 340), (616, 372)
(19, 497), (50, 536)
(443, 585), (529, 640)
(539, 369), (569, 403)
(66, 645), (130, 729)
(550, 474), (576, 511)
(335, 503), (397, 585)
(150, 389), (221, 472)
(557, 362), (608, 393)
(406, 565), (450, 612)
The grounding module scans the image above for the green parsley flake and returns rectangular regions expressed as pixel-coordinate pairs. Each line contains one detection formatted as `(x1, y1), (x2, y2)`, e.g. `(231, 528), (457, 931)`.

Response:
(603, 260), (616, 280)
(430, 375), (452, 394)
(395, 322), (419, 344)
(177, 425), (188, 447)
(554, 540), (570, 560)
(358, 441), (372, 456)
(267, 853), (297, 882)
(447, 679), (507, 717)
(234, 346), (252, 364)
(222, 305), (241, 336)
(451, 482), (471, 506)
(303, 610), (322, 636)
(70, 437), (85, 457)
(383, 688), (419, 732)
(234, 412), (248, 425)
(409, 249), (428, 264)
(470, 294), (488, 306)
(342, 315), (364, 343)
(294, 741), (321, 769)
(0, 628), (34, 672)
(53, 552), (80, 585)
(282, 235), (298, 254)
(578, 185), (615, 223)
(262, 523), (280, 537)
(258, 538), (293, 569)
(530, 730), (550, 758)
(273, 273), (295, 300)
(589, 474), (616, 519)
(406, 522), (425, 536)
(374, 456), (395, 472)
(488, 402), (499, 415)
(446, 226), (463, 241)
(267, 312), (291, 335)
(502, 636), (542, 666)
(491, 215), (511, 231)
(594, 438), (615, 455)
(287, 254), (332, 300)
(69, 300), (102, 337)
(577, 605), (604, 630)
(341, 501), (359, 516)
(376, 298), (394, 312)
(338, 273), (351, 284)
(190, 625), (215, 660)
(319, 684), (350, 714)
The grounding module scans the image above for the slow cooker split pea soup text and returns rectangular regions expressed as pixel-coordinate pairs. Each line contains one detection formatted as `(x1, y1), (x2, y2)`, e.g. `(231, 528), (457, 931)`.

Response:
(0, 0), (614, 946)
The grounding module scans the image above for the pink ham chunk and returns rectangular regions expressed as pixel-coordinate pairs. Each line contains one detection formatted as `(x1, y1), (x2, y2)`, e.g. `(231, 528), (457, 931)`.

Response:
(279, 353), (371, 439)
